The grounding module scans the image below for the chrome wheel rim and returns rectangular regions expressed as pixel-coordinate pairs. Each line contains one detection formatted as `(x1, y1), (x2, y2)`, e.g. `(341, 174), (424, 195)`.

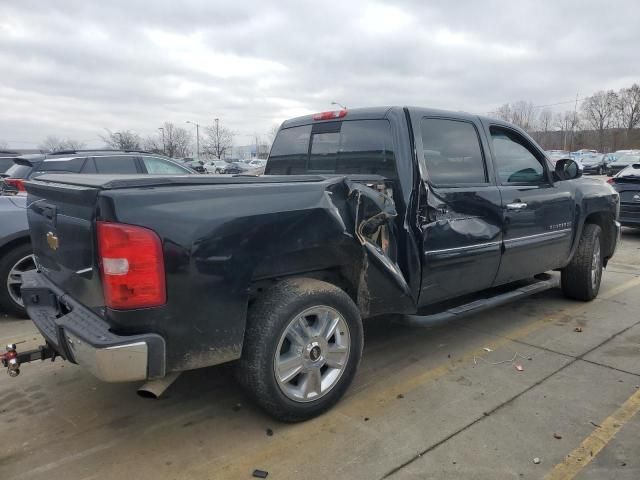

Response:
(7, 254), (36, 307)
(591, 240), (601, 290)
(274, 306), (350, 403)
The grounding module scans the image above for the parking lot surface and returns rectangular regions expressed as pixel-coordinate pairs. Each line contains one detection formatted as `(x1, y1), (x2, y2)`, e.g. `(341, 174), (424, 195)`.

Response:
(1, 229), (639, 479)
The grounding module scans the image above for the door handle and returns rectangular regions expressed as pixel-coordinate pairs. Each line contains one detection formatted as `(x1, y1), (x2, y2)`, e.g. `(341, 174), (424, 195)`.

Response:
(506, 202), (528, 210)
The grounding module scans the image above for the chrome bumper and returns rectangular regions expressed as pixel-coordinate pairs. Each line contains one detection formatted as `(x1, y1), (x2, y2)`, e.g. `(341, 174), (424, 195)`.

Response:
(65, 333), (150, 382)
(21, 271), (166, 382)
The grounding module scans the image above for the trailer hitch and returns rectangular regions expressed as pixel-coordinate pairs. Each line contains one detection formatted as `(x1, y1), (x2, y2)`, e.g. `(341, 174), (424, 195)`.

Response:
(0, 343), (57, 377)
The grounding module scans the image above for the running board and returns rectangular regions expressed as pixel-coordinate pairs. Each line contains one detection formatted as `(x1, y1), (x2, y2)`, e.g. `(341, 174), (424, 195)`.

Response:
(398, 276), (559, 327)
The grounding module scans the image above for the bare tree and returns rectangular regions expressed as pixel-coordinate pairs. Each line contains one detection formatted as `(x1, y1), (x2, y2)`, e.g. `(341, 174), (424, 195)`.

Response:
(100, 129), (142, 150)
(581, 90), (618, 152)
(536, 109), (553, 147)
(554, 111), (579, 151)
(39, 135), (86, 152)
(538, 109), (553, 134)
(0, 140), (9, 150)
(145, 123), (192, 158)
(617, 83), (640, 137)
(203, 119), (233, 159)
(510, 101), (536, 132)
(493, 104), (512, 122)
(490, 101), (536, 133)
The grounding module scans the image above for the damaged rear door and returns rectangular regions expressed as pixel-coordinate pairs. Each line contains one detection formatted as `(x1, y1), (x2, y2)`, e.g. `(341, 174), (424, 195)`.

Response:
(412, 115), (503, 305)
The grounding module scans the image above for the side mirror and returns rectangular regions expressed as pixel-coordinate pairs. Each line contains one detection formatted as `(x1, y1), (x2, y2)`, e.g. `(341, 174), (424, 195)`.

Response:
(554, 158), (582, 181)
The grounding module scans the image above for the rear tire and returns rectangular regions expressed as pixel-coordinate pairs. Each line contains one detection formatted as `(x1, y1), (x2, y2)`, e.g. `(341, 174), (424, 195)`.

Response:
(561, 224), (603, 301)
(0, 242), (35, 318)
(236, 278), (363, 422)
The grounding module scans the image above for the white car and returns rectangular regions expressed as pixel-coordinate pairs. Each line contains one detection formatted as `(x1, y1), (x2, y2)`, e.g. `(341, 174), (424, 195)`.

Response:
(246, 159), (266, 175)
(204, 160), (229, 174)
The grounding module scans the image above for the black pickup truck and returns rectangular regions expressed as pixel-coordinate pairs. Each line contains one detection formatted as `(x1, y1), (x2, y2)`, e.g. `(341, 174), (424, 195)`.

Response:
(13, 106), (620, 421)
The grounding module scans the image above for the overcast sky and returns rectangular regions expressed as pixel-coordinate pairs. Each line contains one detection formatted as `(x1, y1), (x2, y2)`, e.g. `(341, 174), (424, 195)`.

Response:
(1, 0), (639, 149)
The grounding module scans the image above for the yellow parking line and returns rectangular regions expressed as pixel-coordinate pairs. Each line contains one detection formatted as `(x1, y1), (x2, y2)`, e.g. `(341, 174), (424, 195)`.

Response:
(212, 276), (640, 478)
(545, 388), (640, 480)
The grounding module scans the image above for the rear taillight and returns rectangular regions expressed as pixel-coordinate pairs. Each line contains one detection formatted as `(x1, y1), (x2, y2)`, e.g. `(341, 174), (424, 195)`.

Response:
(4, 178), (26, 192)
(607, 177), (615, 184)
(97, 221), (166, 310)
(313, 110), (347, 121)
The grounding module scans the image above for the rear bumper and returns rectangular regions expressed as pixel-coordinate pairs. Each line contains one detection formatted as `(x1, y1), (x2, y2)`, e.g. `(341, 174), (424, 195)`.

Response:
(21, 271), (166, 382)
(620, 203), (640, 227)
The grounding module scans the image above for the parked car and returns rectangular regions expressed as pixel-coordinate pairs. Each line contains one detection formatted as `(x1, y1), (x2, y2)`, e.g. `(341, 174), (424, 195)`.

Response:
(204, 160), (229, 173)
(579, 153), (608, 175)
(179, 158), (206, 173)
(245, 159), (267, 175)
(0, 195), (31, 316)
(607, 152), (640, 176)
(545, 150), (570, 164)
(1, 150), (195, 195)
(0, 150), (21, 174)
(15, 106), (619, 422)
(0, 150), (195, 316)
(608, 163), (640, 228)
(219, 162), (249, 174)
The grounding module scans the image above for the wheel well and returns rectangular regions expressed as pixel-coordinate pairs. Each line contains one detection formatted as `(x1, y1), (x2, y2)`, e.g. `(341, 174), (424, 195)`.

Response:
(0, 236), (31, 258)
(249, 268), (358, 305)
(584, 212), (616, 264)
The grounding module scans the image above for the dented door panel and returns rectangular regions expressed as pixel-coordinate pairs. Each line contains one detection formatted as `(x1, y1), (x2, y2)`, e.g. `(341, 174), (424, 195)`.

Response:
(418, 185), (503, 305)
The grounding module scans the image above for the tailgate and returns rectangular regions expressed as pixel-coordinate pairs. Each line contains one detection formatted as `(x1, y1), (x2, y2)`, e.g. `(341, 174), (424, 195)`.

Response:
(26, 180), (105, 310)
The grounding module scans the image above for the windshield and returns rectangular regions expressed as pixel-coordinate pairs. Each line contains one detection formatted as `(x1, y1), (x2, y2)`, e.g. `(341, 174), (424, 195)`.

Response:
(4, 162), (32, 178)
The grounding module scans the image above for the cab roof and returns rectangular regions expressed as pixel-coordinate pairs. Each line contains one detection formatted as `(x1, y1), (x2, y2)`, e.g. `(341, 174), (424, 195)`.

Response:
(281, 106), (490, 129)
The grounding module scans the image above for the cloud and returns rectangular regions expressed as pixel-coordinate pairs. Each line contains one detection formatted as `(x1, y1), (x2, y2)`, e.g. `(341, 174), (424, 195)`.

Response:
(0, 0), (638, 148)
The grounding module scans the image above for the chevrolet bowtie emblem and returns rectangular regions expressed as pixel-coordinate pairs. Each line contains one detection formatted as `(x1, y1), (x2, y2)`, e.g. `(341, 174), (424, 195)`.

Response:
(46, 231), (59, 250)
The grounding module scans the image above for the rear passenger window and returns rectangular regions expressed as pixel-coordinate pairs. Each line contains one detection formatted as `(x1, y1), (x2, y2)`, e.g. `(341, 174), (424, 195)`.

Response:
(421, 118), (487, 185)
(93, 156), (138, 174)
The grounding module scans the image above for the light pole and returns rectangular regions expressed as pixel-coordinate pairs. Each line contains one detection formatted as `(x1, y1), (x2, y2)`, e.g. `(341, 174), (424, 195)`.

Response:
(186, 121), (200, 160)
(331, 101), (347, 110)
(157, 127), (165, 155)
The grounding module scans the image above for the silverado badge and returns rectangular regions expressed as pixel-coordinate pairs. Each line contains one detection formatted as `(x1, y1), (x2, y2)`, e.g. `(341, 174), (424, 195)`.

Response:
(46, 231), (59, 251)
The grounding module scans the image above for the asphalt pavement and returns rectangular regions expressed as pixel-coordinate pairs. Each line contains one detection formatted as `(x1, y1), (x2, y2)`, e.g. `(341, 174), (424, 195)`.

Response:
(1, 207), (639, 479)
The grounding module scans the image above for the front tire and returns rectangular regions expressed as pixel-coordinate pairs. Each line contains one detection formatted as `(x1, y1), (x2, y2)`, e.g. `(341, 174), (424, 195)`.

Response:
(561, 224), (603, 301)
(236, 278), (363, 422)
(0, 243), (35, 317)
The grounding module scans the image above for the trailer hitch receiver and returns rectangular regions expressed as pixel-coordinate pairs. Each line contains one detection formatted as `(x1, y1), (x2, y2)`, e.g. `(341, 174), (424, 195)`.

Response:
(1, 343), (58, 377)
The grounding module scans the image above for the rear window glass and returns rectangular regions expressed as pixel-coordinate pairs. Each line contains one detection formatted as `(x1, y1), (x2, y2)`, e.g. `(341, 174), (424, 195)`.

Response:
(267, 125), (311, 174)
(33, 157), (86, 175)
(266, 120), (396, 177)
(0, 158), (16, 173)
(4, 163), (32, 178)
